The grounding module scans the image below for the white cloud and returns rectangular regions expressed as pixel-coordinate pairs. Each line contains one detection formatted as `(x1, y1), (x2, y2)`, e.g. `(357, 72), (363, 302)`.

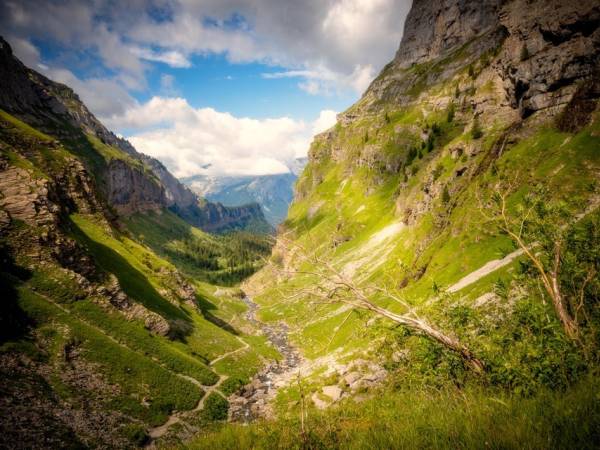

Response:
(312, 110), (338, 135)
(117, 97), (336, 177)
(8, 35), (41, 68)
(130, 47), (192, 68)
(1, 0), (411, 111)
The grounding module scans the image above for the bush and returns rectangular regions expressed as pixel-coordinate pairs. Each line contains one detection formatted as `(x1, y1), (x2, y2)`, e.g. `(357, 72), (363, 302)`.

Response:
(122, 424), (149, 446)
(471, 117), (483, 139)
(201, 392), (229, 421)
(442, 186), (450, 204)
(220, 377), (246, 396)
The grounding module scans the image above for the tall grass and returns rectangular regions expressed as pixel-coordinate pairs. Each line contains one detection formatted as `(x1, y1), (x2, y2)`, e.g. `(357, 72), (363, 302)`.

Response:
(183, 376), (600, 449)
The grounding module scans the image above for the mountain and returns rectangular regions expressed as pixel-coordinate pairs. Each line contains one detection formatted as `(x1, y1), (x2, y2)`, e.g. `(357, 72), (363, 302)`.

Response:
(188, 0), (600, 446)
(183, 158), (307, 226)
(0, 36), (275, 448)
(0, 36), (268, 234)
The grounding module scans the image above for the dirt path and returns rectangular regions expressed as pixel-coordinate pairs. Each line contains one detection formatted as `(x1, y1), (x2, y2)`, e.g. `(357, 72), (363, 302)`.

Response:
(209, 336), (249, 366)
(447, 249), (524, 293)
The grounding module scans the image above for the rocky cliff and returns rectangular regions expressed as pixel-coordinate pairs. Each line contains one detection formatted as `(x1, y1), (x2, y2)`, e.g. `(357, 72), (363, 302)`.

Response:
(356, 0), (599, 120)
(394, 0), (504, 69)
(0, 36), (270, 232)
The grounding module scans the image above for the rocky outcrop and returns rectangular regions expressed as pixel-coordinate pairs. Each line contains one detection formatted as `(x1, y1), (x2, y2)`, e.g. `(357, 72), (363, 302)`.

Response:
(141, 155), (197, 209)
(360, 0), (599, 120)
(495, 0), (600, 117)
(394, 0), (505, 69)
(105, 158), (165, 215)
(95, 275), (171, 336)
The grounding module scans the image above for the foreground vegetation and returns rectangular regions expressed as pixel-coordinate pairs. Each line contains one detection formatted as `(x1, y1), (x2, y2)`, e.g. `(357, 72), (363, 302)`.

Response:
(184, 374), (600, 449)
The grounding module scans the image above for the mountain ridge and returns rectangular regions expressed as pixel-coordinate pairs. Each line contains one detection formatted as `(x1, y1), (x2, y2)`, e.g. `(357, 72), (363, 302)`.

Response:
(0, 36), (269, 233)
(182, 158), (307, 226)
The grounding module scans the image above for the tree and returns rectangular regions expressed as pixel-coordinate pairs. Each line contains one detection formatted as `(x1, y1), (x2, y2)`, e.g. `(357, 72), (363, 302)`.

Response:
(426, 134), (435, 152)
(468, 64), (475, 78)
(275, 237), (486, 373)
(478, 182), (599, 343)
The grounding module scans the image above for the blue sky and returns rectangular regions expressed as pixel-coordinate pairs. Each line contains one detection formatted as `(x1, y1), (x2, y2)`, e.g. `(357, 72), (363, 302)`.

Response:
(143, 54), (356, 121)
(1, 0), (410, 176)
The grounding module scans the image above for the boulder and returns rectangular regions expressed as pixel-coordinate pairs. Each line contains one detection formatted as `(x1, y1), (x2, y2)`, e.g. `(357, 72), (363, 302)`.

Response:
(322, 385), (343, 402)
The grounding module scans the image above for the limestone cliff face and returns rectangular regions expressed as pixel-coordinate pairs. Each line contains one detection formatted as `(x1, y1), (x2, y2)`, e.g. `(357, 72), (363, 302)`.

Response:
(104, 158), (166, 215)
(357, 0), (599, 120)
(496, 0), (600, 117)
(296, 0), (599, 222)
(140, 155), (197, 208)
(394, 0), (505, 69)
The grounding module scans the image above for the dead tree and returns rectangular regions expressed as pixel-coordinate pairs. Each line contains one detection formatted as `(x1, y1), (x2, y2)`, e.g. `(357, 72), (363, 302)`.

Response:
(274, 237), (485, 374)
(478, 181), (585, 341)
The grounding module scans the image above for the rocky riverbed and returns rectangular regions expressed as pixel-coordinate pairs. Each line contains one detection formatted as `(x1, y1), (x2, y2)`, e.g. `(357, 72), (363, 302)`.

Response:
(228, 296), (303, 422)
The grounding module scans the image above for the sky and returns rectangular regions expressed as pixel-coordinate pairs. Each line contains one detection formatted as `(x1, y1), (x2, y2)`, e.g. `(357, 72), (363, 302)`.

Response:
(1, 0), (411, 177)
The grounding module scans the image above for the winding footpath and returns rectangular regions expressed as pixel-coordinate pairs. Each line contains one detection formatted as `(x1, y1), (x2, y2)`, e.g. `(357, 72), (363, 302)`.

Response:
(147, 296), (301, 441)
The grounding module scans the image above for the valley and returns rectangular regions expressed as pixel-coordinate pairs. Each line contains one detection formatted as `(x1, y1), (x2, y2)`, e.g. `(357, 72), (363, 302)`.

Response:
(1, 0), (600, 448)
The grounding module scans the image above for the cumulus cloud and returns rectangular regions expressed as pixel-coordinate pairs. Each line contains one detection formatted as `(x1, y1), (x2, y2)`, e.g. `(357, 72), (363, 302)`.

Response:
(115, 97), (336, 177)
(312, 110), (338, 135)
(1, 0), (411, 100)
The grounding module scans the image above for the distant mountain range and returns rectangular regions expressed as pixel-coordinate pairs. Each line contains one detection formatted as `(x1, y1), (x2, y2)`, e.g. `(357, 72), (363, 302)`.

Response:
(182, 157), (307, 226)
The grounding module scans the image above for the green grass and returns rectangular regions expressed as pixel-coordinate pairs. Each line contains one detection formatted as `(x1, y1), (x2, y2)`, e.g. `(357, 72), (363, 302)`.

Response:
(183, 375), (600, 449)
(70, 213), (189, 320)
(18, 287), (201, 426)
(124, 209), (272, 285)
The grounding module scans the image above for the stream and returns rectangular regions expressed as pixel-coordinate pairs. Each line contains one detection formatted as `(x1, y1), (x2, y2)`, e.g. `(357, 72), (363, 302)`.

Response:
(228, 296), (303, 422)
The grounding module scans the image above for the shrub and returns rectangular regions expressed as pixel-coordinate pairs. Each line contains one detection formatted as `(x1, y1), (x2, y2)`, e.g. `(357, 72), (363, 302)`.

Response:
(201, 392), (229, 421)
(432, 164), (444, 181)
(122, 424), (149, 446)
(442, 186), (450, 204)
(471, 117), (483, 139)
(220, 377), (246, 396)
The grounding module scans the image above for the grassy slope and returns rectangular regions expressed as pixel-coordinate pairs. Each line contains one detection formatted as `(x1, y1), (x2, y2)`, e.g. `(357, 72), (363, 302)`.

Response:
(124, 209), (272, 285)
(251, 60), (600, 362)
(0, 109), (280, 446)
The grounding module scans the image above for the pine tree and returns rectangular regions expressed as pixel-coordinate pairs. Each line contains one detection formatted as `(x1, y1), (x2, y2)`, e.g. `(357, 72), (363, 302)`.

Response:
(446, 102), (455, 123)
